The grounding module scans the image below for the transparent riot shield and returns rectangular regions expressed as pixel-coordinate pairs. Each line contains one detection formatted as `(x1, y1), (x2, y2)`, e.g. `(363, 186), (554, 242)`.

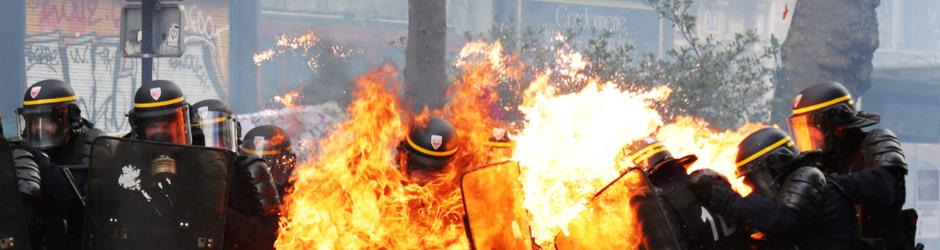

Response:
(83, 137), (233, 250)
(0, 137), (32, 249)
(460, 161), (534, 250)
(555, 168), (683, 250)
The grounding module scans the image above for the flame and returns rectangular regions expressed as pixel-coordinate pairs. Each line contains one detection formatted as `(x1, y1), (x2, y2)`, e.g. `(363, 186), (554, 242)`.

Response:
(656, 117), (768, 196)
(275, 41), (512, 249)
(273, 90), (303, 109)
(514, 76), (669, 247)
(513, 50), (762, 248)
(274, 39), (767, 249)
(275, 65), (467, 249)
(447, 41), (523, 168)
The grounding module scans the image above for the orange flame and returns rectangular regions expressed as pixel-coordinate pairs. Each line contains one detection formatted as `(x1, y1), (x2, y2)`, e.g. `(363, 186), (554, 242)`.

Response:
(514, 77), (668, 248)
(275, 41), (513, 249)
(273, 90), (303, 109)
(275, 39), (766, 249)
(447, 41), (523, 168)
(275, 65), (467, 249)
(656, 117), (769, 196)
(513, 50), (763, 248)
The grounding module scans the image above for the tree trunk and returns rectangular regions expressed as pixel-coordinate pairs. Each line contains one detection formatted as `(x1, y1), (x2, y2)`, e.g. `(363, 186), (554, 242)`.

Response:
(405, 0), (447, 112)
(773, 0), (880, 122)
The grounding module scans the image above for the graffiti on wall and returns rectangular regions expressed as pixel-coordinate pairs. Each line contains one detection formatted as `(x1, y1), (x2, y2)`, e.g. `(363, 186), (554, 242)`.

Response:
(24, 0), (230, 132)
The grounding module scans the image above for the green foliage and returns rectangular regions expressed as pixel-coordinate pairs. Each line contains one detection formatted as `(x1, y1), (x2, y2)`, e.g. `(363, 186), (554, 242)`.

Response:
(465, 0), (781, 129)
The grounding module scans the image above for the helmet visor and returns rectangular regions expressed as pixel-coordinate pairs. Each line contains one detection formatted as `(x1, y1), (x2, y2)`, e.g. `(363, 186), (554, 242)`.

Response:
(742, 166), (775, 197)
(17, 106), (69, 149)
(136, 107), (191, 145)
(194, 111), (237, 152)
(789, 114), (825, 152)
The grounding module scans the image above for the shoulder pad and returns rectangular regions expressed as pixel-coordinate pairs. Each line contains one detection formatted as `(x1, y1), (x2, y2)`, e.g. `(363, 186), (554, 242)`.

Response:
(861, 129), (907, 173)
(777, 166), (827, 225)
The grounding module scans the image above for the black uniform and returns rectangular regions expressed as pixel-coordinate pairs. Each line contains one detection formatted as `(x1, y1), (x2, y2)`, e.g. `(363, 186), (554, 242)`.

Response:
(624, 137), (748, 250)
(824, 128), (908, 248)
(15, 79), (103, 249)
(187, 100), (283, 250)
(691, 127), (860, 249)
(789, 81), (912, 248)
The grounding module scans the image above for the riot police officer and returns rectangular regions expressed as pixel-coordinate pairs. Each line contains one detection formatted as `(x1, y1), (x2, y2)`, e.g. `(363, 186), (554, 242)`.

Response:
(396, 117), (458, 185)
(689, 127), (859, 249)
(16, 79), (102, 249)
(2, 114), (43, 250)
(481, 128), (513, 165)
(788, 81), (913, 248)
(238, 125), (296, 198)
(127, 80), (193, 145)
(187, 102), (281, 250)
(623, 137), (748, 250)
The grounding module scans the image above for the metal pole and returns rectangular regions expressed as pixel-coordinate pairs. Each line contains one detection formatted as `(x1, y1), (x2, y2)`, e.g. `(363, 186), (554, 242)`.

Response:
(141, 0), (155, 87)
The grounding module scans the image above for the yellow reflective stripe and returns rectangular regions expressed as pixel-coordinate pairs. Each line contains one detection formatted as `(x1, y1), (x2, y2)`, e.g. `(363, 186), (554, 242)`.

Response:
(239, 145), (292, 156)
(23, 96), (76, 106)
(406, 135), (458, 157)
(631, 145), (667, 165)
(135, 97), (184, 108)
(626, 143), (664, 162)
(792, 95), (851, 115)
(483, 140), (515, 148)
(735, 137), (791, 168)
(194, 117), (228, 126)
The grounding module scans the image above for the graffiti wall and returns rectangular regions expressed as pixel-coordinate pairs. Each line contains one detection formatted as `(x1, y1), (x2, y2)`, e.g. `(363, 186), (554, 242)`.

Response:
(24, 0), (230, 132)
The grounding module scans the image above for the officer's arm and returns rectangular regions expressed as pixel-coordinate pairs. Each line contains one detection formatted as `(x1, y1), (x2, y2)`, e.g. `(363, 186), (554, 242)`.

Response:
(832, 167), (897, 207)
(232, 155), (281, 216)
(689, 170), (802, 236)
(708, 184), (803, 236)
(832, 129), (907, 208)
(12, 147), (42, 202)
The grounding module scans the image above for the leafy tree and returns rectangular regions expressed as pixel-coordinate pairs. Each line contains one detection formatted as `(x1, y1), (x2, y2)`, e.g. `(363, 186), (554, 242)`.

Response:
(465, 0), (781, 130)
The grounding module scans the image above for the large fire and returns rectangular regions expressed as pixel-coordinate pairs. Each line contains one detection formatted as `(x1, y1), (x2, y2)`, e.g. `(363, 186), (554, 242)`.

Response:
(274, 40), (766, 249)
(275, 41), (514, 249)
(513, 80), (668, 247)
(274, 65), (469, 249)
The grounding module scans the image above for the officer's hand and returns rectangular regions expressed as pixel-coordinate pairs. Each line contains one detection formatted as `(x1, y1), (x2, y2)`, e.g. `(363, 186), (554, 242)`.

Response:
(688, 169), (731, 203)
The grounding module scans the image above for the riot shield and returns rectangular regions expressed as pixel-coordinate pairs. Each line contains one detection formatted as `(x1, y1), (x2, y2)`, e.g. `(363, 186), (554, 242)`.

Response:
(460, 161), (534, 250)
(555, 168), (682, 250)
(83, 137), (233, 250)
(0, 137), (32, 249)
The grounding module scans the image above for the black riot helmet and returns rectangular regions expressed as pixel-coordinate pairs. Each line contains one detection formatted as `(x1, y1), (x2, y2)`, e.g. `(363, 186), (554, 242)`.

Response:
(789, 81), (879, 153)
(128, 80), (192, 145)
(240, 125), (296, 187)
(481, 128), (514, 163)
(735, 127), (800, 197)
(483, 128), (514, 149)
(623, 136), (697, 174)
(398, 117), (458, 181)
(16, 79), (82, 150)
(191, 99), (240, 152)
